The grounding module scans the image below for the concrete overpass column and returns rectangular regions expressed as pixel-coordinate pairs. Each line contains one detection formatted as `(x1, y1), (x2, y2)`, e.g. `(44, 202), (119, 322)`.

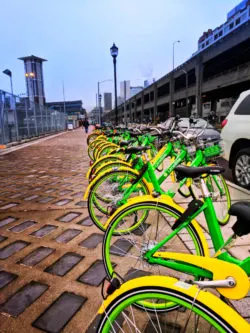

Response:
(211, 99), (217, 113)
(141, 91), (144, 123)
(195, 56), (203, 117)
(153, 82), (158, 124)
(170, 73), (174, 116)
(129, 101), (132, 124)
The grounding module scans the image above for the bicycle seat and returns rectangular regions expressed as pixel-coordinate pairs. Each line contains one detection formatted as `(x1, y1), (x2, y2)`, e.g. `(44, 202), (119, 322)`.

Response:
(174, 165), (225, 179)
(119, 140), (134, 147)
(124, 146), (151, 154)
(130, 132), (142, 137)
(229, 202), (250, 224)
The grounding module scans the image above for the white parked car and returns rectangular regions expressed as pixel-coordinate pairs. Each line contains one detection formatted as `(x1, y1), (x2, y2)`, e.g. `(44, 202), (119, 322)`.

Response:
(221, 89), (250, 189)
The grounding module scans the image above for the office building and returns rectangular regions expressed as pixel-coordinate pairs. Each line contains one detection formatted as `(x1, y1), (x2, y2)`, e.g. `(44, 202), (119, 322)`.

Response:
(18, 55), (47, 105)
(130, 86), (143, 98)
(46, 100), (86, 120)
(195, 0), (250, 53)
(104, 93), (112, 111)
(120, 81), (130, 100)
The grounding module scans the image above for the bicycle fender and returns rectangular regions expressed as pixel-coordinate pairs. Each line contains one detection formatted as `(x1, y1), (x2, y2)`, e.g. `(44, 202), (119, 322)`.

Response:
(86, 154), (124, 179)
(92, 161), (132, 180)
(153, 252), (249, 300)
(83, 167), (143, 200)
(97, 276), (250, 333)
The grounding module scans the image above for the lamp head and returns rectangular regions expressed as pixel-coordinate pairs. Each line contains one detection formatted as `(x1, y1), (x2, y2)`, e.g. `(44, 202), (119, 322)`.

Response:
(110, 43), (118, 58)
(3, 69), (12, 77)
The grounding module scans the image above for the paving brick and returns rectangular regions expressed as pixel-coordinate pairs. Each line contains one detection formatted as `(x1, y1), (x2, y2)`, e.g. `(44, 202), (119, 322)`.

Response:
(58, 212), (81, 223)
(230, 297), (250, 318)
(0, 203), (19, 210)
(59, 190), (73, 195)
(0, 241), (30, 259)
(145, 319), (181, 333)
(31, 225), (58, 238)
(110, 239), (134, 256)
(124, 268), (151, 281)
(0, 217), (18, 228)
(55, 229), (82, 243)
(9, 193), (22, 199)
(132, 223), (150, 236)
(9, 220), (37, 233)
(45, 252), (83, 276)
(55, 199), (72, 206)
(33, 292), (87, 333)
(0, 281), (48, 317)
(45, 188), (56, 193)
(0, 235), (7, 242)
(61, 182), (72, 187)
(33, 187), (43, 191)
(0, 271), (18, 289)
(39, 196), (55, 203)
(72, 191), (84, 197)
(79, 233), (103, 249)
(86, 313), (127, 333)
(19, 247), (55, 266)
(77, 217), (93, 226)
(24, 195), (39, 201)
(78, 260), (108, 286)
(86, 314), (102, 333)
(75, 201), (87, 207)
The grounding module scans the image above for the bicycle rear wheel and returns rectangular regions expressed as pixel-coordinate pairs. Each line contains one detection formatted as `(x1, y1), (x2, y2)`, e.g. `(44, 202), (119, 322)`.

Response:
(97, 277), (248, 333)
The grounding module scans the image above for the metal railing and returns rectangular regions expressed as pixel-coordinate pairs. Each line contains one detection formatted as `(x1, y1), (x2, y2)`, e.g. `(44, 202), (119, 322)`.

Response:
(0, 90), (66, 145)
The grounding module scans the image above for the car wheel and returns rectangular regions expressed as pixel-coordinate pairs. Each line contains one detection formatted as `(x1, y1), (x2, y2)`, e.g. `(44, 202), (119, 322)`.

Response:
(232, 148), (250, 190)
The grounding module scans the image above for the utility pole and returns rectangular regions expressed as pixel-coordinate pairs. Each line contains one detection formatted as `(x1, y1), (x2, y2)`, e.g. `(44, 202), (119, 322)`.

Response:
(62, 81), (66, 129)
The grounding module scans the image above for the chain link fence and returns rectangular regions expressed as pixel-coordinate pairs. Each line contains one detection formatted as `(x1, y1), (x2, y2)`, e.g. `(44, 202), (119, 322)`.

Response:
(0, 90), (66, 145)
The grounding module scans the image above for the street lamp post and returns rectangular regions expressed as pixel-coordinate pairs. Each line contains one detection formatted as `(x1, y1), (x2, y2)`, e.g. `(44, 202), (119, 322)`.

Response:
(110, 43), (119, 126)
(180, 69), (189, 116)
(171, 40), (180, 116)
(2, 69), (19, 141)
(3, 69), (14, 96)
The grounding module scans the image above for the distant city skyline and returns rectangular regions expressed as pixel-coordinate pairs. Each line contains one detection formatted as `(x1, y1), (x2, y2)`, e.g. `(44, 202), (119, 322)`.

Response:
(0, 0), (240, 111)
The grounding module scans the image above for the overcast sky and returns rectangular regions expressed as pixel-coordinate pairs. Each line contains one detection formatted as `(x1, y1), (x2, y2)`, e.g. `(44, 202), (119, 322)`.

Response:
(0, 0), (240, 111)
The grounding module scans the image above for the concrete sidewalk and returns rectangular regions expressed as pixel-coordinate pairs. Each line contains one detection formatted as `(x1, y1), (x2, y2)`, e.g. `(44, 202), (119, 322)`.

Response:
(0, 128), (249, 332)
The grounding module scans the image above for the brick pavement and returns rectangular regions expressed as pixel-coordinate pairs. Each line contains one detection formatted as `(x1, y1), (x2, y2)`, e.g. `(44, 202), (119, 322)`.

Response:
(0, 128), (249, 332)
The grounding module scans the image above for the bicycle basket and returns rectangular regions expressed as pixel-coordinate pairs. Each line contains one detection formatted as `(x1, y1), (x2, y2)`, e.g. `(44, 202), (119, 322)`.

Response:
(202, 139), (223, 159)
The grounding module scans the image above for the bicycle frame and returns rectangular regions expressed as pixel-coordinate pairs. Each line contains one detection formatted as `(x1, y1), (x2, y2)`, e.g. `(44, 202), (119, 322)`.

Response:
(143, 180), (250, 278)
(117, 144), (206, 204)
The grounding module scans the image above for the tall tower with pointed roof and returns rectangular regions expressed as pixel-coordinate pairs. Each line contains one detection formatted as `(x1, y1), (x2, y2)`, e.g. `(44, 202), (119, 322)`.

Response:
(18, 55), (47, 105)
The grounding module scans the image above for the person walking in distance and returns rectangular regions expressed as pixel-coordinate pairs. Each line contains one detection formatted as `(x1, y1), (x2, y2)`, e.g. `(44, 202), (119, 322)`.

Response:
(82, 118), (89, 134)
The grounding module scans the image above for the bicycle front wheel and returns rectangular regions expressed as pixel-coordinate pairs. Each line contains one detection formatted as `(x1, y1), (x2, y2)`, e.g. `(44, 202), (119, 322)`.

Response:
(97, 276), (249, 333)
(103, 198), (208, 311)
(206, 174), (231, 225)
(88, 169), (151, 232)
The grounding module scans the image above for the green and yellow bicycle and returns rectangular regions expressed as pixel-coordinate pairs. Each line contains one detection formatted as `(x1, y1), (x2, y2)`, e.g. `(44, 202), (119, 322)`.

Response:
(102, 165), (249, 311)
(84, 128), (230, 232)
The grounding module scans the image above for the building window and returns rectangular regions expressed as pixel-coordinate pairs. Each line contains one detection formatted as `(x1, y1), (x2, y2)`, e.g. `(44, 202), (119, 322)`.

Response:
(235, 17), (240, 25)
(214, 34), (218, 40)
(202, 43), (205, 48)
(206, 40), (209, 46)
(219, 30), (223, 37)
(229, 22), (234, 29)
